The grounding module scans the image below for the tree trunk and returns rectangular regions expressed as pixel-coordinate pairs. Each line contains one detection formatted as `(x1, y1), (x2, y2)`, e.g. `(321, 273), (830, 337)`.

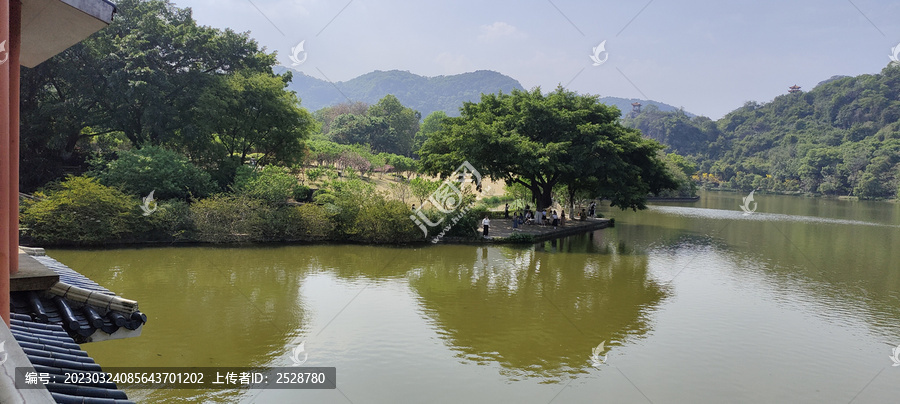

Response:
(535, 186), (553, 211)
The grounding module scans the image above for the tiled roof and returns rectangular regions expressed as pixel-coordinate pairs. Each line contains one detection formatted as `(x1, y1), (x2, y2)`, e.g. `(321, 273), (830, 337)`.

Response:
(10, 290), (145, 342)
(10, 254), (146, 343)
(9, 313), (135, 404)
(31, 255), (114, 295)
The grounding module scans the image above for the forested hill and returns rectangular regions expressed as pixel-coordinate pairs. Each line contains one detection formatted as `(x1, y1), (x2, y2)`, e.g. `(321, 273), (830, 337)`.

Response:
(623, 65), (900, 199)
(284, 68), (691, 118)
(284, 69), (525, 117)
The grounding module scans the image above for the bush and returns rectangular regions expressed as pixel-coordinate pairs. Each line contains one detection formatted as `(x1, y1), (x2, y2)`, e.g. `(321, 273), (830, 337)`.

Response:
(292, 204), (335, 240)
(99, 145), (215, 200)
(352, 199), (422, 243)
(233, 165), (298, 205)
(190, 194), (267, 242)
(445, 205), (488, 238)
(318, 178), (422, 243)
(143, 199), (195, 241)
(21, 176), (142, 245)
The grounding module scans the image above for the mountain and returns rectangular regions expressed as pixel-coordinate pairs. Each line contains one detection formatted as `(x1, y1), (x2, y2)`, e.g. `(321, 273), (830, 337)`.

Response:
(283, 68), (694, 119)
(622, 66), (900, 199)
(283, 69), (525, 118)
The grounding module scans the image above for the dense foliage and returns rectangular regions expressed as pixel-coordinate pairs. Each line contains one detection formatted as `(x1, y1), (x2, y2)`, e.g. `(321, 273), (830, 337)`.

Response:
(21, 177), (141, 245)
(20, 0), (312, 191)
(624, 66), (900, 198)
(419, 86), (678, 211)
(22, 173), (423, 245)
(314, 95), (420, 156)
(97, 146), (215, 200)
(232, 165), (299, 205)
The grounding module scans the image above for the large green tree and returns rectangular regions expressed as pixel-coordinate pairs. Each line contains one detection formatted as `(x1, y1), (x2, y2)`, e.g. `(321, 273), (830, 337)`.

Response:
(329, 113), (389, 147)
(20, 0), (276, 189)
(414, 110), (448, 154)
(419, 87), (677, 210)
(367, 94), (421, 156)
(196, 71), (315, 165)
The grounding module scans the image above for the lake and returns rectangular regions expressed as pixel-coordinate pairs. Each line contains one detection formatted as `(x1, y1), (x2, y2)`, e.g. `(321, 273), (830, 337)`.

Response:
(47, 191), (900, 403)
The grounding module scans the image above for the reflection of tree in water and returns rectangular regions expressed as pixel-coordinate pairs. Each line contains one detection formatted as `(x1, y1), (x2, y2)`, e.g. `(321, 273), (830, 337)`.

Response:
(304, 245), (427, 280)
(407, 245), (669, 380)
(52, 246), (312, 368)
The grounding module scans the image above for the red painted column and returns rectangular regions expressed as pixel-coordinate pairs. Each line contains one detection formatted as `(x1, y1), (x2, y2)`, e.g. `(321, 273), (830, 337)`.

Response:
(0, 0), (10, 326)
(8, 0), (18, 281)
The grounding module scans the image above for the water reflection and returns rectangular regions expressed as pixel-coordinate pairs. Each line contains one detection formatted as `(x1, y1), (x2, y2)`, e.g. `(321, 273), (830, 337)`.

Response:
(606, 195), (900, 341)
(407, 243), (668, 380)
(49, 247), (312, 403)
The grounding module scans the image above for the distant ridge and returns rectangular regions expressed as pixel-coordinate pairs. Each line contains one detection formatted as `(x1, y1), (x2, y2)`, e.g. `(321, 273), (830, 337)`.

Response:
(283, 68), (524, 118)
(283, 68), (695, 118)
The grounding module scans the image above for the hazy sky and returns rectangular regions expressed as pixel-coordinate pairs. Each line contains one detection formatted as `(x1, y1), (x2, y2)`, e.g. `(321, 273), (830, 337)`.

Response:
(174, 0), (900, 119)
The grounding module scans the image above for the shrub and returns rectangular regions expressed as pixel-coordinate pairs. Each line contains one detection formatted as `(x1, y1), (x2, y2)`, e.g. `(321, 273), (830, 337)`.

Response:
(190, 194), (267, 242)
(352, 199), (422, 243)
(445, 205), (486, 238)
(99, 145), (215, 200)
(143, 200), (195, 241)
(233, 165), (298, 205)
(292, 204), (335, 240)
(21, 176), (141, 245)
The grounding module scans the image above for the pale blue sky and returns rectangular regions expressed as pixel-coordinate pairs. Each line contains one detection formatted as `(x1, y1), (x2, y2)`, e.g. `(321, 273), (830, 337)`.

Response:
(175, 0), (900, 119)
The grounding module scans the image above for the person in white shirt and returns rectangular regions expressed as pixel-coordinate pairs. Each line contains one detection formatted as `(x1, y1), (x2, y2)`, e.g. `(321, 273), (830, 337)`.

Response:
(482, 216), (491, 237)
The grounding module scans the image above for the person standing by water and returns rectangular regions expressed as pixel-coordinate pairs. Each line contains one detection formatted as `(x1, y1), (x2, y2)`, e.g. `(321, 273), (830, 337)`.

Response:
(482, 215), (491, 237)
(504, 203), (509, 219)
(589, 201), (596, 218)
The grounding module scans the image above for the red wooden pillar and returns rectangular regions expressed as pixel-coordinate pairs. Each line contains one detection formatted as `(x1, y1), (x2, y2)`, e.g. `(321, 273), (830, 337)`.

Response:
(8, 0), (18, 278)
(0, 0), (10, 326)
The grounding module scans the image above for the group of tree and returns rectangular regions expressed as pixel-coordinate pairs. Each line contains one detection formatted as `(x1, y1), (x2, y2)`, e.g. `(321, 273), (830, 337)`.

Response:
(313, 95), (421, 156)
(19, 0), (690, 244)
(21, 0), (314, 191)
(623, 65), (900, 199)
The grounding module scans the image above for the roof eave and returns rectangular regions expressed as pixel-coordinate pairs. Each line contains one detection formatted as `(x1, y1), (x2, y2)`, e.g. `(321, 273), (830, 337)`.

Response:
(20, 0), (116, 68)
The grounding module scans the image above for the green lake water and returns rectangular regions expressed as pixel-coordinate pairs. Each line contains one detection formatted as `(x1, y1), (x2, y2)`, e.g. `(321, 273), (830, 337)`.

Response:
(46, 191), (900, 403)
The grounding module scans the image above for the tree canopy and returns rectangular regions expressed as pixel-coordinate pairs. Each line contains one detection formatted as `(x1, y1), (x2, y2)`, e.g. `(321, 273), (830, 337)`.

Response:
(419, 87), (677, 210)
(19, 0), (308, 190)
(317, 94), (421, 156)
(196, 71), (315, 165)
